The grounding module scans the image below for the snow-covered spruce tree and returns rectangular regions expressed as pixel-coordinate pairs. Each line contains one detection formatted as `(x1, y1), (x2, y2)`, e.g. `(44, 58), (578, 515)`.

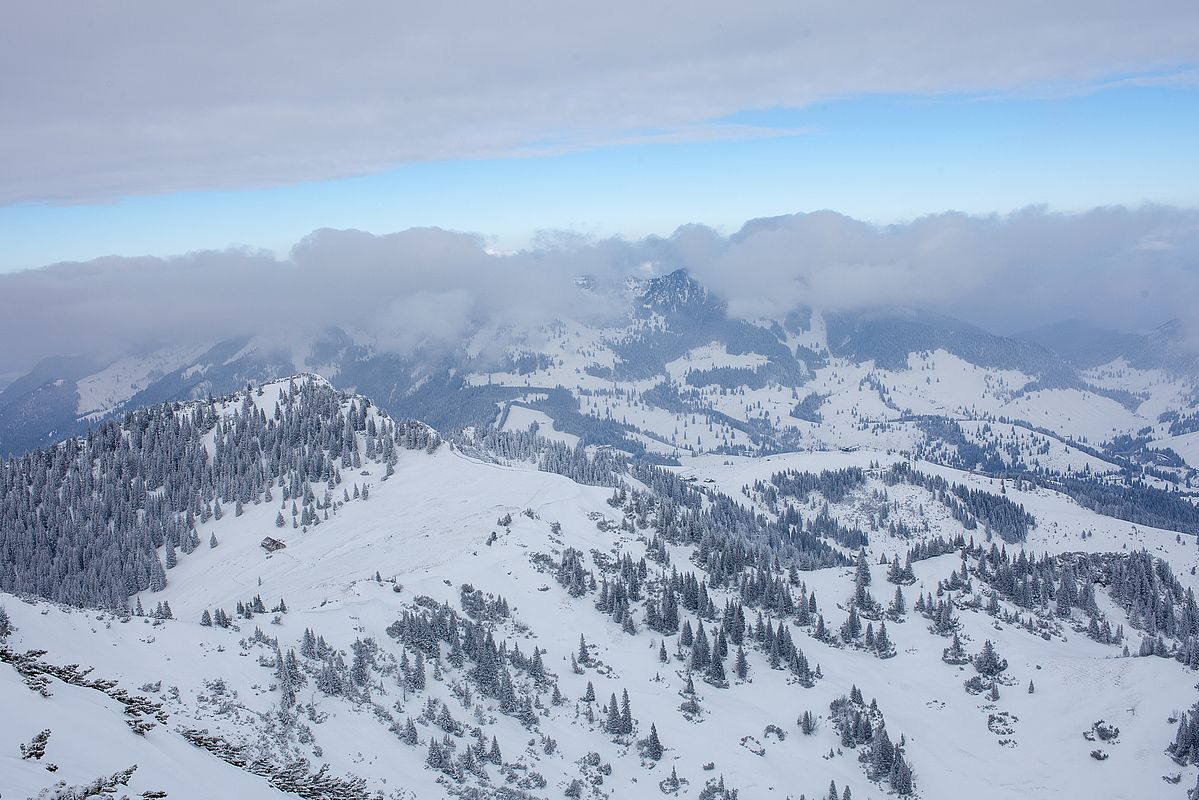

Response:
(706, 648), (728, 685)
(869, 726), (895, 779)
(1169, 704), (1199, 765)
(487, 736), (502, 766)
(941, 633), (969, 665)
(20, 729), (51, 760)
(620, 689), (634, 735)
(890, 751), (915, 795)
(841, 605), (862, 642)
(578, 633), (590, 665)
(874, 621), (895, 659)
(973, 639), (1008, 677)
(640, 723), (664, 760)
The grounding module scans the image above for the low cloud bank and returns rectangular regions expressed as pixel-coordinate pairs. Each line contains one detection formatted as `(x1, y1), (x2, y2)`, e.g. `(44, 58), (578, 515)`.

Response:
(2, 205), (1196, 374)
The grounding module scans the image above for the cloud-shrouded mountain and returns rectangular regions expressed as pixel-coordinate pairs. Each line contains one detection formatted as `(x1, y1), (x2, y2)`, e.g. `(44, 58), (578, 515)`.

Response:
(1, 235), (1196, 465)
(3, 206), (1199, 380)
(1019, 318), (1199, 375)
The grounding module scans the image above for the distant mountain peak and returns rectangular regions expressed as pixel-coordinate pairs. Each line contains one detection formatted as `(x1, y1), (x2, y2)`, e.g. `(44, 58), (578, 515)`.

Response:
(637, 268), (724, 318)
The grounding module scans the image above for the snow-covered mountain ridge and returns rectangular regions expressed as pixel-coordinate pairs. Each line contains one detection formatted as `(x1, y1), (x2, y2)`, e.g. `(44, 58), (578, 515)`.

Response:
(2, 269), (1196, 475)
(3, 375), (1199, 799)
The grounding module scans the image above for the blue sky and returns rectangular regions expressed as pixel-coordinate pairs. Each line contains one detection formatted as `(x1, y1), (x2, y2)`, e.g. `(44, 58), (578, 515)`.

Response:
(2, 81), (1196, 272)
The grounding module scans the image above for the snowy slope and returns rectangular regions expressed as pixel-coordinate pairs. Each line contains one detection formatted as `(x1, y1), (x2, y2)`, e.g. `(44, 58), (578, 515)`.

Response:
(1, 661), (290, 800)
(1, 265), (1198, 800)
(3, 378), (1199, 800)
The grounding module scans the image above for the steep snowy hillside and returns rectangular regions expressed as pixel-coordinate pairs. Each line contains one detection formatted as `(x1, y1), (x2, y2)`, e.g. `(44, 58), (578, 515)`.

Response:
(4, 377), (1199, 799)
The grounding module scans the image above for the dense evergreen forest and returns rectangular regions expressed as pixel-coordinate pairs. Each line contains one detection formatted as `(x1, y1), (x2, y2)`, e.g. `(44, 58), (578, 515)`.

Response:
(0, 378), (435, 609)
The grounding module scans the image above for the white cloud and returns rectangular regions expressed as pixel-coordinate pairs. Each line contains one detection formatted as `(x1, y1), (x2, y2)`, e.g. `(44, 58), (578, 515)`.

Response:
(1, 206), (1196, 375)
(2, 1), (1197, 203)
(678, 206), (1199, 337)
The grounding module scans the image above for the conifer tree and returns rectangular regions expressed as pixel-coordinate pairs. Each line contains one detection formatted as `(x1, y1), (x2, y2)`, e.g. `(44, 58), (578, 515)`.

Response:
(974, 639), (1008, 677)
(643, 723), (664, 759)
(707, 648), (727, 685)
(606, 694), (622, 733)
(488, 736), (502, 765)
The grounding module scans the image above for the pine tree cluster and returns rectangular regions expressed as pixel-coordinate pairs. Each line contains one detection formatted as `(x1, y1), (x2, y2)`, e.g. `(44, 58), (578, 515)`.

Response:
(0, 377), (436, 610)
